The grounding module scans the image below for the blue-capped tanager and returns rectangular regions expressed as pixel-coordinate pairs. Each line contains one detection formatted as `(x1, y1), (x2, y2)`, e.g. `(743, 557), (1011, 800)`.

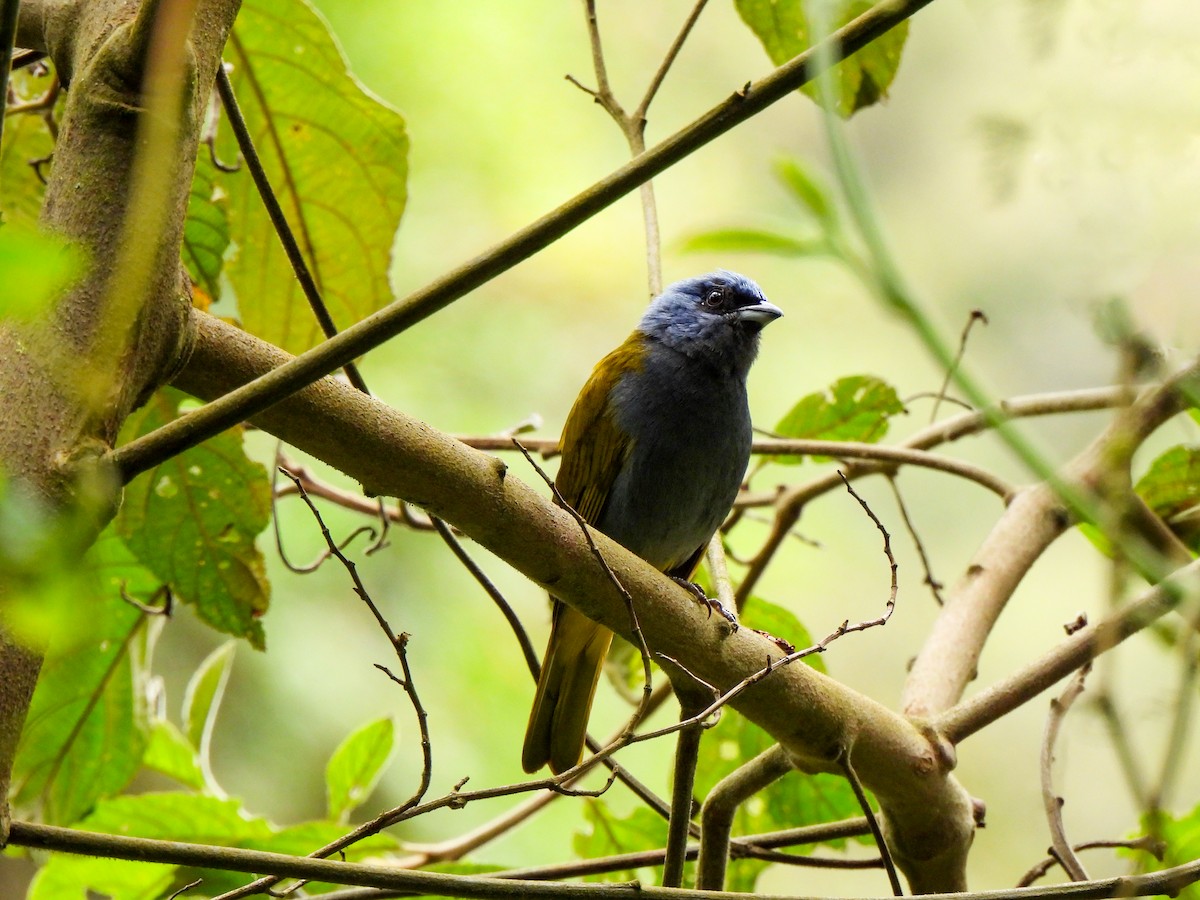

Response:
(522, 270), (782, 774)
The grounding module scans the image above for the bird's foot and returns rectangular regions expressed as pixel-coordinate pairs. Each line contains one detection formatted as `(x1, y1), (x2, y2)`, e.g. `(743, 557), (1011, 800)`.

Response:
(670, 577), (739, 631)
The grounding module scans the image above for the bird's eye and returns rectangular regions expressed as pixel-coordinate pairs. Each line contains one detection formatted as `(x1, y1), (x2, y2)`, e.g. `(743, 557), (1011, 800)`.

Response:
(702, 287), (725, 308)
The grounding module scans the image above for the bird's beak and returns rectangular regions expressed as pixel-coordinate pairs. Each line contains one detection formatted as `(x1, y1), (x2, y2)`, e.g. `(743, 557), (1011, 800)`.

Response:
(734, 300), (784, 327)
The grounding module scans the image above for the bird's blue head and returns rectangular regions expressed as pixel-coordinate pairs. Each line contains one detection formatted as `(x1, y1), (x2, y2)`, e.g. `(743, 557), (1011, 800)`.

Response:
(637, 271), (782, 376)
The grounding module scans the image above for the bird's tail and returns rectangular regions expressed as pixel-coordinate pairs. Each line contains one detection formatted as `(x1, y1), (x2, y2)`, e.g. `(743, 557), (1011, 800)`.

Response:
(522, 601), (613, 774)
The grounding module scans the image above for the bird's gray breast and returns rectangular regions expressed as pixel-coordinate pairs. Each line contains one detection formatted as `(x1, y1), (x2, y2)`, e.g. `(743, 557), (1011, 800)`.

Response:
(598, 353), (752, 572)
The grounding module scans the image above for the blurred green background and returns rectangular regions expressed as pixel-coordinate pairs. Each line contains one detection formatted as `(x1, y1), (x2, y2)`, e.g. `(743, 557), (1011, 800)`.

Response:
(19, 0), (1200, 895)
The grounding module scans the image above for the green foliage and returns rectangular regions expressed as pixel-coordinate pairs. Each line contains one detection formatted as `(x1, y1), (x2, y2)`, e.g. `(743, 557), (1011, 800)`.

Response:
(694, 711), (867, 892)
(325, 716), (396, 823)
(26, 792), (401, 899)
(772, 375), (905, 463)
(143, 719), (206, 791)
(574, 799), (669, 882)
(735, 0), (908, 117)
(1134, 445), (1200, 553)
(219, 0), (409, 353)
(117, 389), (271, 648)
(183, 642), (237, 793)
(680, 228), (833, 258)
(0, 67), (55, 229)
(741, 595), (826, 674)
(0, 227), (85, 321)
(10, 529), (156, 825)
(1133, 807), (1200, 900)
(183, 153), (232, 301)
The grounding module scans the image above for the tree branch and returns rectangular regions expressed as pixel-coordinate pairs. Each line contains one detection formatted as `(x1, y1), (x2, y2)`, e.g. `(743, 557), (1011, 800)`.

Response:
(109, 0), (938, 482)
(170, 311), (976, 891)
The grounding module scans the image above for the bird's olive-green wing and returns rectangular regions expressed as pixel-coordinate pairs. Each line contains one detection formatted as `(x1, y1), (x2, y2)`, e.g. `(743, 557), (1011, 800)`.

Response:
(553, 334), (644, 525)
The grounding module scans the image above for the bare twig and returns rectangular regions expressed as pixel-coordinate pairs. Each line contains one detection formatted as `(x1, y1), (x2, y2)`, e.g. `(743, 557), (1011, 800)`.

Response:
(1016, 836), (1165, 888)
(885, 474), (945, 605)
(1147, 626), (1199, 815)
(431, 515), (541, 679)
(224, 473), (436, 900)
(736, 385), (1130, 605)
(839, 748), (903, 896)
(1040, 663), (1093, 882)
(930, 309), (988, 423)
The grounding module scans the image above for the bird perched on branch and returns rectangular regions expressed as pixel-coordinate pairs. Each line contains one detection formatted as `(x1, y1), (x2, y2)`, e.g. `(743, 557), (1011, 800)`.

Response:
(522, 270), (782, 774)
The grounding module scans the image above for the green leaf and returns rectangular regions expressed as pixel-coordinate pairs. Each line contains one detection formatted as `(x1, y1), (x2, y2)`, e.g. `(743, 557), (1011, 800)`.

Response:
(183, 152), (231, 301)
(1135, 445), (1200, 553)
(773, 375), (905, 464)
(0, 227), (85, 321)
(143, 719), (205, 790)
(0, 68), (56, 229)
(117, 388), (271, 648)
(775, 157), (837, 225)
(741, 596), (826, 674)
(221, 0), (409, 353)
(1132, 807), (1200, 900)
(325, 716), (396, 822)
(574, 799), (669, 882)
(184, 641), (237, 791)
(11, 529), (155, 825)
(29, 793), (275, 900)
(735, 0), (909, 117)
(679, 228), (831, 258)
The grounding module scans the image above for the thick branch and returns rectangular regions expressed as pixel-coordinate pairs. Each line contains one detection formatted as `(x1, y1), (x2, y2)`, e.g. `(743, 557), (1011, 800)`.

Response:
(0, 0), (240, 839)
(902, 372), (1197, 719)
(172, 311), (976, 892)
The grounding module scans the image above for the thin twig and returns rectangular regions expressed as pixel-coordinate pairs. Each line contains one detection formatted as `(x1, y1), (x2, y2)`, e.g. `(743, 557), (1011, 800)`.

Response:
(1016, 836), (1165, 888)
(431, 515), (541, 679)
(838, 472), (899, 625)
(838, 748), (903, 896)
(635, 0), (711, 120)
(930, 310), (988, 423)
(737, 386), (1132, 605)
(225, 473), (436, 900)
(884, 474), (945, 605)
(1147, 625), (1198, 815)
(1039, 663), (1093, 883)
(512, 438), (657, 737)
(272, 450), (379, 573)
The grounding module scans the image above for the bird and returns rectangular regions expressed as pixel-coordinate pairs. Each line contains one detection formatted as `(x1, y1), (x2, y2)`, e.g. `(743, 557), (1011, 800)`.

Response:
(522, 270), (782, 774)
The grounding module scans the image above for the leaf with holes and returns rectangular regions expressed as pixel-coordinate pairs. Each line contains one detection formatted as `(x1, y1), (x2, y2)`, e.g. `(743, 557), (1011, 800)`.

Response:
(773, 375), (905, 464)
(735, 0), (908, 118)
(117, 389), (271, 648)
(218, 0), (408, 353)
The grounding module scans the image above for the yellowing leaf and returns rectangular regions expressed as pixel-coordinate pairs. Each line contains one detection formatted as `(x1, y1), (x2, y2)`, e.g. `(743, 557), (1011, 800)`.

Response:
(221, 0), (408, 353)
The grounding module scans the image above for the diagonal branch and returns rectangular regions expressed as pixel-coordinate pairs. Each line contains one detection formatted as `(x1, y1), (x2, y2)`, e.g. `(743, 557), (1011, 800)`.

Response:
(109, 0), (938, 482)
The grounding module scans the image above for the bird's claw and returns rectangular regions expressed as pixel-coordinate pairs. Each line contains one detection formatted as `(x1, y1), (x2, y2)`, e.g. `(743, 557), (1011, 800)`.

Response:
(670, 577), (739, 631)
